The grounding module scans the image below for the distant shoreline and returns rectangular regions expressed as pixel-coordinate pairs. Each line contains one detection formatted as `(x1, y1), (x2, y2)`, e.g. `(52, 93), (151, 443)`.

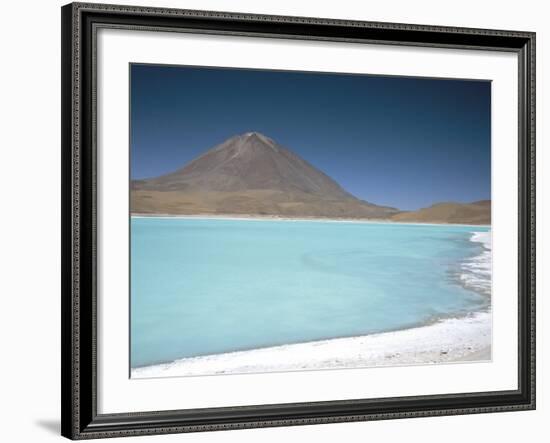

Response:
(131, 213), (491, 228)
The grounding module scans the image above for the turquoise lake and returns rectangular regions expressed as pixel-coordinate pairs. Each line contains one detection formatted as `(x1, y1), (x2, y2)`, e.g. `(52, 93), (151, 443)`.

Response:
(130, 217), (490, 368)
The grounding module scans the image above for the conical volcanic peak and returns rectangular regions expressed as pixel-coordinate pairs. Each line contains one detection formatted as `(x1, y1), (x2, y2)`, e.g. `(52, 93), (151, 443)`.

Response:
(132, 133), (400, 218)
(134, 132), (351, 198)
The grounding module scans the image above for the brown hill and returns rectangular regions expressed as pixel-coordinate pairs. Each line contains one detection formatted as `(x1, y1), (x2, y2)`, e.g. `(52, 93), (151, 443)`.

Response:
(131, 132), (399, 218)
(390, 200), (491, 225)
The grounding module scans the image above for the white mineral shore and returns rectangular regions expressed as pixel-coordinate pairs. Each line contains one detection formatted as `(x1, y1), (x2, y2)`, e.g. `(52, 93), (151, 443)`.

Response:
(132, 311), (491, 378)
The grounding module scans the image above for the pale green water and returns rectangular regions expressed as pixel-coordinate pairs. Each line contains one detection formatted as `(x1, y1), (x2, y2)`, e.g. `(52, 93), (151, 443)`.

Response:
(130, 218), (490, 368)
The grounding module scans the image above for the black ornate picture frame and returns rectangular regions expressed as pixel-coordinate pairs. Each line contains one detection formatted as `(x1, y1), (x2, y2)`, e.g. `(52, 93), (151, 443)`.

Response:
(61, 2), (536, 439)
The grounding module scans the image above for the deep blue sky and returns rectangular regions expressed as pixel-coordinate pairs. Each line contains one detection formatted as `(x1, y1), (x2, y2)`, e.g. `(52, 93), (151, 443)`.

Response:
(131, 64), (491, 210)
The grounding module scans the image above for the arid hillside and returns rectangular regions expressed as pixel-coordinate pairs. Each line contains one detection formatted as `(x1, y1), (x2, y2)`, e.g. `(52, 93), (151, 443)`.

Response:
(391, 201), (491, 225)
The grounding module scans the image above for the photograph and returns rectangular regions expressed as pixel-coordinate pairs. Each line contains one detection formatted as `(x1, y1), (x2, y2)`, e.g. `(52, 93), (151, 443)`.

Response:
(129, 64), (492, 378)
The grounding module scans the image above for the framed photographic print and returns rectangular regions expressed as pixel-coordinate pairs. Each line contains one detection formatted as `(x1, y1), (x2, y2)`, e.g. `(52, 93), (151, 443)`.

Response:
(61, 2), (536, 439)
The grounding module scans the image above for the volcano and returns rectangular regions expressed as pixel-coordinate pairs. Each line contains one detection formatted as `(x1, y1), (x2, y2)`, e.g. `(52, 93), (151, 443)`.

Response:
(131, 132), (399, 218)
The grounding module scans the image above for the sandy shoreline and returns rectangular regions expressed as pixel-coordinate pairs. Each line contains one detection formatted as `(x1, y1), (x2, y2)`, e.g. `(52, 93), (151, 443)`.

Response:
(131, 213), (490, 228)
(132, 311), (492, 378)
